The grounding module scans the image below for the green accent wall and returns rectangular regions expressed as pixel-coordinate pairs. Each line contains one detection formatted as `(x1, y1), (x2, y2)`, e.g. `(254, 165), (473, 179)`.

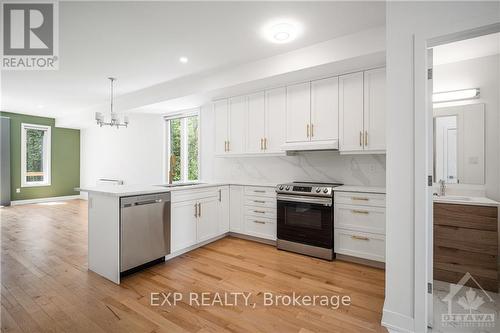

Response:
(0, 112), (80, 201)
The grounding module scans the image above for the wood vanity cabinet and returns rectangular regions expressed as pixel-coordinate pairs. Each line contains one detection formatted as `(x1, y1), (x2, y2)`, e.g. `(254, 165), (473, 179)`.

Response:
(434, 203), (499, 292)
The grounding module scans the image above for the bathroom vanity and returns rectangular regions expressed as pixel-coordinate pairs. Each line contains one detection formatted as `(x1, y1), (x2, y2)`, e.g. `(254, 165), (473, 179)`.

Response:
(433, 197), (499, 292)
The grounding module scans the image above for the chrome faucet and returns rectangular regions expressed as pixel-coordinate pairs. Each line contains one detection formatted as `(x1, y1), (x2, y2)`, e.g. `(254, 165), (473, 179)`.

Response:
(438, 180), (446, 197)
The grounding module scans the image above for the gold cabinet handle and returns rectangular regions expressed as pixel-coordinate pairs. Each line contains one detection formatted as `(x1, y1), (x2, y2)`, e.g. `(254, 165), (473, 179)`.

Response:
(351, 197), (369, 201)
(253, 200), (266, 204)
(253, 220), (266, 224)
(311, 124), (314, 137)
(224, 141), (228, 152)
(351, 235), (369, 241)
(364, 131), (368, 146)
(198, 203), (201, 217)
(264, 138), (267, 150)
(194, 203), (198, 217)
(227, 141), (230, 152)
(359, 131), (363, 146)
(260, 138), (263, 150)
(253, 210), (265, 214)
(307, 124), (310, 138)
(253, 190), (265, 193)
(352, 210), (369, 215)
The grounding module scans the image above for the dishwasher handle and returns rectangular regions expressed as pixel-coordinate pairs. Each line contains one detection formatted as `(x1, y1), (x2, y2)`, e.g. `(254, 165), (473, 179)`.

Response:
(134, 199), (162, 206)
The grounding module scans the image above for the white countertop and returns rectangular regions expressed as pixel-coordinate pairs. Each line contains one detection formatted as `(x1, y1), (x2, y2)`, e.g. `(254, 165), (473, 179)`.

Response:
(333, 185), (386, 194)
(433, 195), (499, 207)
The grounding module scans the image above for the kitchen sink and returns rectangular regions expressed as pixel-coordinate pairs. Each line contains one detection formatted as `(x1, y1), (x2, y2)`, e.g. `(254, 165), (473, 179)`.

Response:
(156, 182), (205, 188)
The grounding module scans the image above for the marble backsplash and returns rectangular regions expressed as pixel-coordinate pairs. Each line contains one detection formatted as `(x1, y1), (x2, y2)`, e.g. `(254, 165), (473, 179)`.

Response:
(208, 151), (386, 186)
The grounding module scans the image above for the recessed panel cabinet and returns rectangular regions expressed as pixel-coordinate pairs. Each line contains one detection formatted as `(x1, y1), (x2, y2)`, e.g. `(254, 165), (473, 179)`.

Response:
(228, 96), (246, 154)
(246, 92), (266, 153)
(311, 77), (339, 142)
(286, 82), (311, 143)
(265, 87), (286, 153)
(339, 68), (386, 154)
(214, 99), (229, 155)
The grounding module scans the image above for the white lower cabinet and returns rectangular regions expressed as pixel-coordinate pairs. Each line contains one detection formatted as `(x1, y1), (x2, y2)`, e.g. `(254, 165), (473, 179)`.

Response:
(197, 196), (219, 242)
(244, 216), (276, 240)
(171, 200), (198, 253)
(218, 186), (230, 233)
(229, 185), (244, 232)
(334, 191), (386, 263)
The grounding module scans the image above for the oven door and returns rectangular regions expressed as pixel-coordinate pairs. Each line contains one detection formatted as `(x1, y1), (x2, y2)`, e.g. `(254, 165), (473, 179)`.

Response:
(277, 194), (333, 249)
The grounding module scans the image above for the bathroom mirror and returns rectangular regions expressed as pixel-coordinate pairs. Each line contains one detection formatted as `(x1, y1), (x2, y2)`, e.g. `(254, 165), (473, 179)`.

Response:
(433, 103), (485, 185)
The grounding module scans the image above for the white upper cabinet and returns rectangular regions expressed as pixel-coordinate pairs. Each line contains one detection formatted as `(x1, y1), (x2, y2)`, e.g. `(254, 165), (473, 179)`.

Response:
(286, 82), (311, 143)
(214, 99), (229, 155)
(265, 87), (286, 152)
(363, 68), (386, 152)
(339, 72), (365, 152)
(228, 96), (246, 154)
(311, 77), (339, 143)
(339, 68), (386, 154)
(246, 92), (266, 153)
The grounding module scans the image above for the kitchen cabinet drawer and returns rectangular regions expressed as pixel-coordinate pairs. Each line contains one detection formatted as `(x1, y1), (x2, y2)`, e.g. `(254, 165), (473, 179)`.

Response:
(244, 206), (276, 219)
(334, 191), (385, 207)
(244, 195), (276, 208)
(334, 229), (385, 262)
(244, 216), (276, 240)
(171, 187), (218, 203)
(334, 204), (385, 234)
(244, 186), (276, 198)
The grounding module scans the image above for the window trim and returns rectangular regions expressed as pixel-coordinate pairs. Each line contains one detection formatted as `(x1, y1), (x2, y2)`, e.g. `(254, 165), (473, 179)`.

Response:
(165, 111), (200, 183)
(21, 123), (51, 187)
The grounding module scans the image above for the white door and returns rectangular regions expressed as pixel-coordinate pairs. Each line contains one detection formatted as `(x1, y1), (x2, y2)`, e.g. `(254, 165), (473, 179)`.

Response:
(171, 200), (198, 252)
(246, 92), (266, 153)
(311, 77), (339, 142)
(218, 186), (230, 233)
(265, 87), (286, 152)
(229, 185), (244, 233)
(214, 99), (228, 155)
(228, 96), (246, 154)
(364, 68), (386, 151)
(286, 82), (311, 143)
(197, 196), (219, 242)
(339, 72), (364, 152)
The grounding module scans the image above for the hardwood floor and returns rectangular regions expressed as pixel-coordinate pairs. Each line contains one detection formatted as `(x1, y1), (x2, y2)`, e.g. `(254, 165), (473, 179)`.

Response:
(1, 200), (386, 332)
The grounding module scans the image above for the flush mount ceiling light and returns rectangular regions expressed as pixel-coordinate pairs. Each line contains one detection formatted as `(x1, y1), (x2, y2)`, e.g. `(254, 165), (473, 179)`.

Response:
(433, 88), (480, 103)
(95, 77), (129, 129)
(262, 19), (302, 44)
(179, 56), (189, 64)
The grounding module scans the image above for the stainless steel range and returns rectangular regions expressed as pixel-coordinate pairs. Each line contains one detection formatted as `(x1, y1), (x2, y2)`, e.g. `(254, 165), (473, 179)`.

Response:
(276, 181), (343, 260)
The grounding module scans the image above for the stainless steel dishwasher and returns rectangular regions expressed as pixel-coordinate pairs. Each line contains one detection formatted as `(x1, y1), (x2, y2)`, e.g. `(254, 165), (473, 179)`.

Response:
(120, 192), (171, 273)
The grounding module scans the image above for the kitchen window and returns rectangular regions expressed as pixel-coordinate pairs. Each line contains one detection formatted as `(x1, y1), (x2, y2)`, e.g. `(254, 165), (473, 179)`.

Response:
(21, 123), (51, 187)
(166, 113), (199, 183)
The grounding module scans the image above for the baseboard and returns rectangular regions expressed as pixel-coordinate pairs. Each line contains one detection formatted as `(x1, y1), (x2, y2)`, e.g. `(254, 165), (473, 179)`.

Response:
(165, 233), (228, 260)
(11, 194), (84, 206)
(228, 232), (276, 246)
(336, 254), (385, 269)
(382, 308), (415, 333)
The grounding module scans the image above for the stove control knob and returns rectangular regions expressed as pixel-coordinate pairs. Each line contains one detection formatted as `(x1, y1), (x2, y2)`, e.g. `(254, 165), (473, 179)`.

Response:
(279, 185), (284, 190)
(285, 186), (290, 191)
(316, 188), (321, 193)
(323, 188), (329, 193)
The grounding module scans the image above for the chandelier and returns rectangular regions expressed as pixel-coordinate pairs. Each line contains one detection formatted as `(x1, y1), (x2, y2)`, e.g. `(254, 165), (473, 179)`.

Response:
(95, 77), (129, 128)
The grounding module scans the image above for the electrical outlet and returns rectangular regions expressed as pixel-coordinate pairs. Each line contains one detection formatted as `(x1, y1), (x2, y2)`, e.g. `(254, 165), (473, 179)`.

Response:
(16, 188), (20, 193)
(369, 164), (377, 173)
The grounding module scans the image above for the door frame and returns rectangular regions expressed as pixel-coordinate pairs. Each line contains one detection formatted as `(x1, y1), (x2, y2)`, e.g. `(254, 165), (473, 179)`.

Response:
(413, 22), (500, 332)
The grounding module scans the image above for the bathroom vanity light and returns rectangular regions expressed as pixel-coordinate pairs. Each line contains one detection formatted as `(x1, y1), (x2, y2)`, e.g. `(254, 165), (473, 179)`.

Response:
(433, 88), (480, 104)
(95, 77), (129, 129)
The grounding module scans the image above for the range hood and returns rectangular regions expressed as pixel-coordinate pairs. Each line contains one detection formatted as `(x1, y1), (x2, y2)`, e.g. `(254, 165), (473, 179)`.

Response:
(280, 140), (339, 152)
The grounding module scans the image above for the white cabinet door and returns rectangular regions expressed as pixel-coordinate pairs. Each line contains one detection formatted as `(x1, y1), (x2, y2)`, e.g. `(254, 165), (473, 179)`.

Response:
(246, 92), (266, 153)
(229, 185), (244, 233)
(339, 72), (364, 152)
(286, 82), (311, 143)
(171, 200), (198, 253)
(197, 196), (219, 242)
(265, 87), (286, 152)
(311, 77), (339, 142)
(228, 96), (246, 154)
(214, 99), (228, 155)
(218, 186), (230, 233)
(364, 68), (386, 152)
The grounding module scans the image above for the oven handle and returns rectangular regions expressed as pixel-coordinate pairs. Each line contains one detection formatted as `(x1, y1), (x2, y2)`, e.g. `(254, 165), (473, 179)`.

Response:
(277, 195), (332, 206)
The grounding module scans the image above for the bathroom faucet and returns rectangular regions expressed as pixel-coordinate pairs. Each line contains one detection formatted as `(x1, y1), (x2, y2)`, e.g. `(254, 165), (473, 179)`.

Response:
(439, 180), (446, 196)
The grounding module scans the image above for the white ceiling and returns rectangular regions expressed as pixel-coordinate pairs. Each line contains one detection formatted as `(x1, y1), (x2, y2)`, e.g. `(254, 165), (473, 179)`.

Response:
(433, 32), (500, 66)
(1, 1), (385, 120)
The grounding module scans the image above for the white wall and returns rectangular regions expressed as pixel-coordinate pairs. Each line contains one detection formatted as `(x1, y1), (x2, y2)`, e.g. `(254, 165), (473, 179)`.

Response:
(385, 2), (499, 332)
(199, 104), (386, 186)
(434, 54), (500, 200)
(80, 113), (165, 188)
